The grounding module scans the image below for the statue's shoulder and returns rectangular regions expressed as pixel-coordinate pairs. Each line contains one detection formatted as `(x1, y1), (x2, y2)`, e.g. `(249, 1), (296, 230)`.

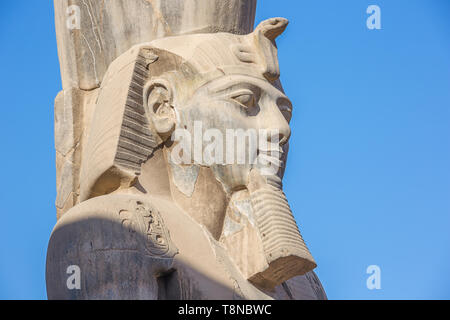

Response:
(47, 193), (183, 299)
(53, 193), (182, 259)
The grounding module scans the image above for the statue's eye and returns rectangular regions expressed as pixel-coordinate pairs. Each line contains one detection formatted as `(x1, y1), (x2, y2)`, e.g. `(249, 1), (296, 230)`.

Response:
(231, 90), (256, 108)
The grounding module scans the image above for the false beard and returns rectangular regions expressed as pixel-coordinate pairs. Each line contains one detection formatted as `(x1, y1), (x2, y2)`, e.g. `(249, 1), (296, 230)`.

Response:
(247, 169), (316, 289)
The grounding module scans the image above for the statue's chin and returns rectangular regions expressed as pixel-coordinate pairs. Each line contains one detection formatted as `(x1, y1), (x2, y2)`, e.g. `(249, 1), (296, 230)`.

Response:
(206, 163), (285, 195)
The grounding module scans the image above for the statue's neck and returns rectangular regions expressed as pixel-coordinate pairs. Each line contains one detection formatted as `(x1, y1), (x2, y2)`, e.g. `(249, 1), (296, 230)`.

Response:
(138, 148), (229, 240)
(168, 163), (229, 240)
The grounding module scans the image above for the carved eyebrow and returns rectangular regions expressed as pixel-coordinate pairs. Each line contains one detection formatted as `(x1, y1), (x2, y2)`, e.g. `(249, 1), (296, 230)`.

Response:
(209, 81), (261, 96)
(229, 88), (254, 98)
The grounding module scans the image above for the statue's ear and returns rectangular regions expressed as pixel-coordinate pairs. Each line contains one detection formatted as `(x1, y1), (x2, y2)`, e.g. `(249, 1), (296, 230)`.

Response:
(143, 79), (176, 141)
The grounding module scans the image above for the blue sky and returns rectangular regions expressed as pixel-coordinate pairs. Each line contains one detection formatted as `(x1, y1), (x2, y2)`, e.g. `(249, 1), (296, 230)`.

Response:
(0, 1), (449, 300)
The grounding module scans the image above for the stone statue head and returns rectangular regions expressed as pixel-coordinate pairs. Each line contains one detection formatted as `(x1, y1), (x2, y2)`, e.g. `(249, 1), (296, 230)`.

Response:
(80, 17), (316, 289)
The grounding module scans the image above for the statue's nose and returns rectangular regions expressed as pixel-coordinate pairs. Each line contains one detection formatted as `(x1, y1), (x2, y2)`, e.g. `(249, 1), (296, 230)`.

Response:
(259, 100), (291, 146)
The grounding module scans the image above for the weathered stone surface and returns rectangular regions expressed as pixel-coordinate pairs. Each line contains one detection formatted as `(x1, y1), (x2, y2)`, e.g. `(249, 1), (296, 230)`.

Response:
(48, 0), (326, 300)
(54, 88), (82, 218)
(54, 0), (257, 91)
(54, 88), (82, 156)
(54, 86), (100, 217)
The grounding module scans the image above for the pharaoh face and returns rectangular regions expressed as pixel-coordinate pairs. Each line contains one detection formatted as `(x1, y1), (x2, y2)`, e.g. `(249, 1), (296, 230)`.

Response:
(170, 73), (292, 192)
